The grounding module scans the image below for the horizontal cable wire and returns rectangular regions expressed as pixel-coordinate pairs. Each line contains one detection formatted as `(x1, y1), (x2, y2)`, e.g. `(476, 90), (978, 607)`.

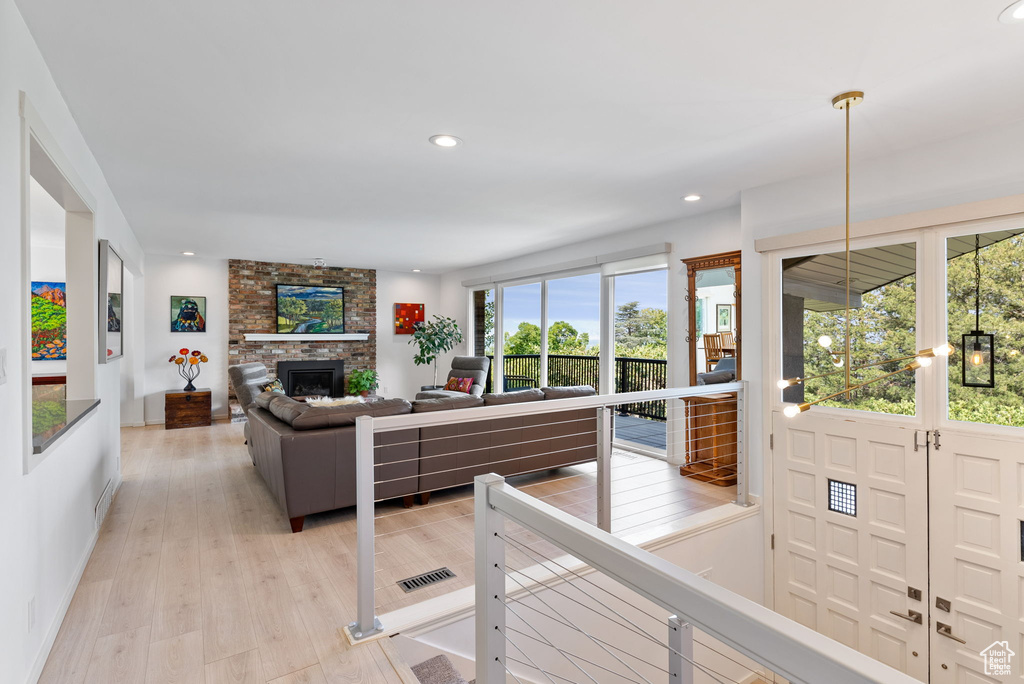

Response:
(371, 414), (601, 449)
(368, 427), (599, 468)
(503, 534), (759, 677)
(502, 573), (655, 684)
(506, 626), (651, 682)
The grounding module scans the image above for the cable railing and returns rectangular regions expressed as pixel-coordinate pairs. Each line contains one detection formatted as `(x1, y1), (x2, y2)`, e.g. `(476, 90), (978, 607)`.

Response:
(346, 383), (749, 643)
(475, 474), (920, 684)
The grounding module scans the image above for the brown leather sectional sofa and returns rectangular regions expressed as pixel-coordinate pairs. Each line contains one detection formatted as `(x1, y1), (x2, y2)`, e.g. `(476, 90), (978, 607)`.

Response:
(245, 386), (597, 532)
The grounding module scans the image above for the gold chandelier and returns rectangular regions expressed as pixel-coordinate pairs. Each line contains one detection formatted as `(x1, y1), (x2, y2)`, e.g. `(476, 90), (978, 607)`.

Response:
(778, 91), (953, 418)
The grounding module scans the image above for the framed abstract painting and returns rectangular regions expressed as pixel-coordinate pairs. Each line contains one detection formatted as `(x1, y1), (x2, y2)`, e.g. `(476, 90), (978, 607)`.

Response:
(394, 303), (424, 334)
(98, 239), (124, 362)
(170, 296), (207, 332)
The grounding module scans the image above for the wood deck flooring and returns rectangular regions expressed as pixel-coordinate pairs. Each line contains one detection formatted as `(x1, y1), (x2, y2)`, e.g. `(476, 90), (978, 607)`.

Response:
(39, 422), (734, 683)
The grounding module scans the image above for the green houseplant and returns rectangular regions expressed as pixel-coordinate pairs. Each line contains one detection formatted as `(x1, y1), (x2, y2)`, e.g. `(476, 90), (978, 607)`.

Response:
(409, 315), (464, 388)
(347, 368), (379, 397)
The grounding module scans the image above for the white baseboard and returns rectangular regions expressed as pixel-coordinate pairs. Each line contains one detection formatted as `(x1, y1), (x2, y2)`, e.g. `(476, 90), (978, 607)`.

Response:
(26, 476), (121, 684)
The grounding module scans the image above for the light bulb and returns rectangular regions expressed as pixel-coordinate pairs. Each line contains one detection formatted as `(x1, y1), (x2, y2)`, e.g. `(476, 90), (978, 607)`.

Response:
(832, 354), (845, 368)
(932, 343), (954, 357)
(783, 405), (801, 418)
(818, 335), (833, 348)
(916, 356), (932, 368)
(777, 379), (790, 390)
(971, 351), (984, 366)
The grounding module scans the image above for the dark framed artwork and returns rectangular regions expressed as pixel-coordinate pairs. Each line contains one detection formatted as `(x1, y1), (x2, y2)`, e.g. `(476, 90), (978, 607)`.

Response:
(31, 281), (67, 360)
(394, 303), (425, 334)
(98, 239), (124, 362)
(276, 284), (345, 333)
(716, 304), (732, 332)
(170, 296), (207, 332)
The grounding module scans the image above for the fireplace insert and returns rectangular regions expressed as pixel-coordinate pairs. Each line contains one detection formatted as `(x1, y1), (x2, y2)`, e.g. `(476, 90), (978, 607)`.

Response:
(277, 360), (345, 397)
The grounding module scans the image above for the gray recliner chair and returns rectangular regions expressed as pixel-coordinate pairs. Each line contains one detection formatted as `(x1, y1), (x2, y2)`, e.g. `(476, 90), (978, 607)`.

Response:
(415, 356), (491, 400)
(228, 362), (271, 455)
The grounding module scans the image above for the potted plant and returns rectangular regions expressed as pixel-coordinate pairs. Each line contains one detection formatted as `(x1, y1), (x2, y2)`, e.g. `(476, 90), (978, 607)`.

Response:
(347, 368), (379, 397)
(409, 315), (464, 389)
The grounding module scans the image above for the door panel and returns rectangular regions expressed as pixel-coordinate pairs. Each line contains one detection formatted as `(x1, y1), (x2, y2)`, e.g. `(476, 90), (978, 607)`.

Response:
(929, 430), (1023, 681)
(773, 410), (929, 681)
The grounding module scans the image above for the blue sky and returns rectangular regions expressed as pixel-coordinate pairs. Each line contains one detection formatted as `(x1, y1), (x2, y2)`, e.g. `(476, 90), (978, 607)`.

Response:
(500, 270), (667, 345)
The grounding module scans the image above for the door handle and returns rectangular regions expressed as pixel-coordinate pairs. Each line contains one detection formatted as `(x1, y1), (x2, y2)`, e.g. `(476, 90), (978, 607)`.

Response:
(890, 609), (923, 624)
(936, 622), (967, 644)
(914, 431), (923, 452)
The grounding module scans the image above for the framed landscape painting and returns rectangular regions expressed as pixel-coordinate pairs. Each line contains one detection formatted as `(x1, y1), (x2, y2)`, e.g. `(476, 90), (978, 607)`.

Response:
(170, 296), (207, 332)
(716, 304), (732, 332)
(394, 303), (424, 334)
(276, 284), (345, 333)
(31, 281), (67, 360)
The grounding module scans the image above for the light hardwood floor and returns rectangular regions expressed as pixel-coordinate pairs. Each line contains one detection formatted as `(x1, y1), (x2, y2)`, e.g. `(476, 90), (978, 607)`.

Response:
(39, 422), (734, 683)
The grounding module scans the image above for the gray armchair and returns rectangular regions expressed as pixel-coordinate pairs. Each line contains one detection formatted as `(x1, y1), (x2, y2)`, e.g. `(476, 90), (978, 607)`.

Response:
(228, 362), (271, 457)
(696, 357), (736, 386)
(415, 356), (491, 400)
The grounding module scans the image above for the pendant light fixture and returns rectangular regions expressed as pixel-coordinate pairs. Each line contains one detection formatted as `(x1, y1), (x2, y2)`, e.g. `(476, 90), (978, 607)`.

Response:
(778, 91), (953, 417)
(963, 234), (995, 388)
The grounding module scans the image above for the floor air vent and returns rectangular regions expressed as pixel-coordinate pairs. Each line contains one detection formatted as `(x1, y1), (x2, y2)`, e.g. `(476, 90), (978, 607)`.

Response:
(398, 567), (456, 593)
(95, 479), (113, 530)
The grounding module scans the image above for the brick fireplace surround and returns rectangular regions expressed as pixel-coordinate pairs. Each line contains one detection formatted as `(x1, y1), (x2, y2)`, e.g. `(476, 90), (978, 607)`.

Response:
(227, 259), (376, 404)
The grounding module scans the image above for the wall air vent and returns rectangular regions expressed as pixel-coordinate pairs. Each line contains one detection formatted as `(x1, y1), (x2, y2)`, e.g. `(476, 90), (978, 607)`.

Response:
(398, 567), (456, 593)
(95, 479), (113, 530)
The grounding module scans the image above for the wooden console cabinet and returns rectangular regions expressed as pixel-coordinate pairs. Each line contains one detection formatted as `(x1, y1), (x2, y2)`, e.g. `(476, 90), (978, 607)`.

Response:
(164, 389), (212, 429)
(679, 392), (737, 486)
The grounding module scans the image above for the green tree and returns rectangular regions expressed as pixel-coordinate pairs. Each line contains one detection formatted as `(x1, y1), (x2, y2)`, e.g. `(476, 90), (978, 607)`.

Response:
(484, 298), (495, 354)
(615, 301), (668, 356)
(278, 297), (306, 323)
(323, 299), (345, 328)
(503, 322), (541, 355)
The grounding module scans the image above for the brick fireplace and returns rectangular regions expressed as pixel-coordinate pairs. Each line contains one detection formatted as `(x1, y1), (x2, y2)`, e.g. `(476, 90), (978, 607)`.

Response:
(227, 259), (376, 404)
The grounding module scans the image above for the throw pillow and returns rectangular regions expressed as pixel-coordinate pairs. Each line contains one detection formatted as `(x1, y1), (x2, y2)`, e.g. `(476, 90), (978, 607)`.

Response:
(443, 376), (474, 393)
(262, 378), (285, 394)
(456, 377), (474, 393)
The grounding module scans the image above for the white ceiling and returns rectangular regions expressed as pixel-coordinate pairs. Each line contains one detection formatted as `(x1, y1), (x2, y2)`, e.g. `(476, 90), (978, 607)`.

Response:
(16, 0), (1024, 272)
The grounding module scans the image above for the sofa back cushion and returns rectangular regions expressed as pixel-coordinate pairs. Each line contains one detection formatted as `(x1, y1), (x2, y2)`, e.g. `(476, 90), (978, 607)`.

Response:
(268, 395), (309, 425)
(412, 394), (484, 413)
(541, 385), (597, 400)
(482, 388), (545, 405)
(265, 395), (412, 429)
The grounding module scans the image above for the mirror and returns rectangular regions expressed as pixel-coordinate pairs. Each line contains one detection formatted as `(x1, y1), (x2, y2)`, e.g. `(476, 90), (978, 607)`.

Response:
(683, 251), (741, 385)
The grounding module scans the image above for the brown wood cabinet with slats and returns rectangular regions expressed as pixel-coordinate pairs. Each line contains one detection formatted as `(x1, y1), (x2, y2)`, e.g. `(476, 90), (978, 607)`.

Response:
(164, 389), (212, 429)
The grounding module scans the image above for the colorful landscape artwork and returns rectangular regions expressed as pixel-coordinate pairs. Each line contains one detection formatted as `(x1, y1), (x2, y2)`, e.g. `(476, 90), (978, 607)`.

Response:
(394, 302), (424, 334)
(276, 284), (345, 333)
(32, 281), (67, 360)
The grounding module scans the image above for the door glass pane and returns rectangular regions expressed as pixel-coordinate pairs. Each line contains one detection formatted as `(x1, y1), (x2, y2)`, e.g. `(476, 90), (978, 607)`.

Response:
(614, 270), (668, 438)
(547, 273), (600, 390)
(781, 242), (917, 415)
(946, 229), (1024, 427)
(502, 282), (541, 390)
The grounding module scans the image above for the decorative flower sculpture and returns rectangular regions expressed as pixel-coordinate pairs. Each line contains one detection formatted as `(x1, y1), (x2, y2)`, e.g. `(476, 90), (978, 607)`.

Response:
(169, 348), (209, 391)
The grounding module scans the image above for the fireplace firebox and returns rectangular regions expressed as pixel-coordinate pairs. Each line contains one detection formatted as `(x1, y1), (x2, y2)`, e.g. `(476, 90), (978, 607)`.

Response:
(277, 360), (345, 397)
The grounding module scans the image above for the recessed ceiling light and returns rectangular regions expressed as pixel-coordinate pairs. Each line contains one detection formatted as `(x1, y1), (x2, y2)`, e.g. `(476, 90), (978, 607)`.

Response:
(683, 194), (701, 202)
(1000, 0), (1024, 22)
(429, 134), (462, 148)
(182, 251), (195, 256)
(412, 269), (421, 272)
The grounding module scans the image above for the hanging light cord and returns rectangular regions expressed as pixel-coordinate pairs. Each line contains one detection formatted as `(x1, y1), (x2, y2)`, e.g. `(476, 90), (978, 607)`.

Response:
(974, 233), (981, 332)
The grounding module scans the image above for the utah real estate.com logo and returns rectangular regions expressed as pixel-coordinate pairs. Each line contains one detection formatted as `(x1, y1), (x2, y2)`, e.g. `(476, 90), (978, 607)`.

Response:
(981, 641), (1014, 677)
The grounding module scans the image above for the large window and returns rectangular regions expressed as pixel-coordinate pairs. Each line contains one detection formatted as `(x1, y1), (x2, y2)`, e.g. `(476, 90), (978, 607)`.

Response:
(781, 242), (917, 415)
(547, 273), (601, 388)
(946, 229), (1024, 427)
(502, 282), (542, 389)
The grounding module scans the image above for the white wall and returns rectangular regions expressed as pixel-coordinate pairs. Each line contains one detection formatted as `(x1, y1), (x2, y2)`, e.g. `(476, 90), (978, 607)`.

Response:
(376, 270), (444, 400)
(0, 3), (144, 683)
(143, 254), (229, 423)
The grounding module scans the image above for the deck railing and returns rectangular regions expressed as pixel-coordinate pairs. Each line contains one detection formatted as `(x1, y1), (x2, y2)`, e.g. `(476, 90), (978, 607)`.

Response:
(347, 383), (748, 643)
(485, 354), (668, 419)
(475, 475), (920, 684)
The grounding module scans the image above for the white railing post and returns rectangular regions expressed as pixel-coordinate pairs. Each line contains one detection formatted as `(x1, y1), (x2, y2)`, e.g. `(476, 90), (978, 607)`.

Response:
(668, 615), (694, 684)
(348, 414), (382, 641)
(596, 406), (612, 532)
(734, 382), (751, 507)
(476, 474), (507, 684)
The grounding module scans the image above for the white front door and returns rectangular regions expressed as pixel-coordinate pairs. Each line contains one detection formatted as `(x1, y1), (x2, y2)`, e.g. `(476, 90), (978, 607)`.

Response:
(929, 429), (1024, 682)
(772, 410), (930, 681)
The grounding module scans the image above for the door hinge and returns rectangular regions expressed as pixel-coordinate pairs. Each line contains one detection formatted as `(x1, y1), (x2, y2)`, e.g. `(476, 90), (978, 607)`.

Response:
(770, 534), (775, 550)
(769, 433), (774, 450)
(932, 429), (941, 451)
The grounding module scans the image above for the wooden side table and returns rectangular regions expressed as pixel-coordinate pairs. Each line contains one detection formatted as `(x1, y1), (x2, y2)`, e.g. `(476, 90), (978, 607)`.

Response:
(164, 388), (212, 429)
(679, 392), (738, 486)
